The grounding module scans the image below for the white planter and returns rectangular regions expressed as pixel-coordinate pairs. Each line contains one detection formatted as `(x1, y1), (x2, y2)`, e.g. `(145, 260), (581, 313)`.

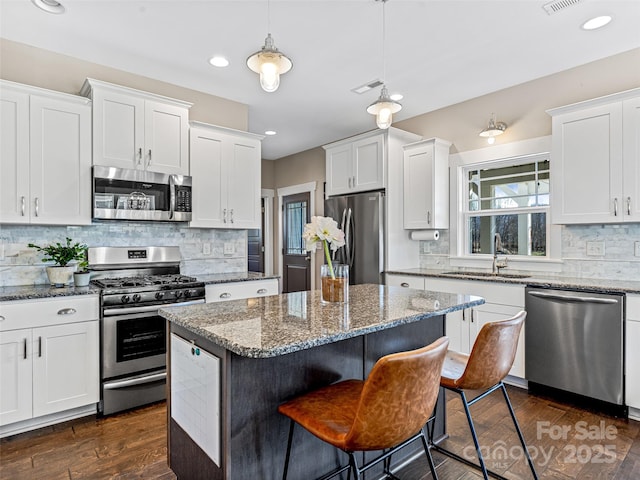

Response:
(46, 266), (76, 287)
(73, 271), (91, 287)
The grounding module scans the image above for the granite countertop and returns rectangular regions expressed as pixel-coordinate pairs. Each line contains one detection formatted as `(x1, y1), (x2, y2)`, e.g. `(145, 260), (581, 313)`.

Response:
(0, 272), (280, 302)
(0, 284), (101, 302)
(197, 271), (280, 285)
(160, 283), (484, 359)
(386, 268), (640, 295)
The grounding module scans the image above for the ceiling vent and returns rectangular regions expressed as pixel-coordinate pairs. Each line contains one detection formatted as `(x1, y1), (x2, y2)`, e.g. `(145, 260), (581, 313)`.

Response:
(543, 0), (583, 15)
(352, 79), (384, 94)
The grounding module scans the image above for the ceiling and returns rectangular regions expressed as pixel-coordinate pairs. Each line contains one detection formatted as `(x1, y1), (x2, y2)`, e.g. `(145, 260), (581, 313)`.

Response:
(1, 0), (639, 160)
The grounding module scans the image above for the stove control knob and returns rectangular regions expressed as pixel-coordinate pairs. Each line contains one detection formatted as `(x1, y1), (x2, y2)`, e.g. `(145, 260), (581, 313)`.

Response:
(121, 295), (131, 304)
(132, 294), (141, 303)
(155, 291), (165, 300)
(184, 290), (192, 298)
(175, 290), (184, 299)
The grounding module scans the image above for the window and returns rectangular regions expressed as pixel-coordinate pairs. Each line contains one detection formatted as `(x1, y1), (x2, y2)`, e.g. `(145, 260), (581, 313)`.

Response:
(464, 155), (549, 257)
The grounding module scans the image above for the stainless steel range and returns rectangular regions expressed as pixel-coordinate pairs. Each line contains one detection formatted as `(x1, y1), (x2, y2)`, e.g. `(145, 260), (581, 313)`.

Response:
(88, 246), (205, 415)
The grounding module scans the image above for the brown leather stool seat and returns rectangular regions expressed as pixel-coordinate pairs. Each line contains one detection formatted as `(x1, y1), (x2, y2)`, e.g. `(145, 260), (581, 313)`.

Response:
(278, 336), (449, 480)
(433, 311), (538, 480)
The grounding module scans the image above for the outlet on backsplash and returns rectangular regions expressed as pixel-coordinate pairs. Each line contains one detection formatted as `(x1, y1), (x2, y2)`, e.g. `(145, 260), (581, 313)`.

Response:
(224, 242), (235, 255)
(586, 241), (605, 256)
(202, 242), (211, 255)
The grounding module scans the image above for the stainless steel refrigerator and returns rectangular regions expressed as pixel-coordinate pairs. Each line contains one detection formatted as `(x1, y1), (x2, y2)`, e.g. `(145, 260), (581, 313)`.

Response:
(324, 190), (385, 285)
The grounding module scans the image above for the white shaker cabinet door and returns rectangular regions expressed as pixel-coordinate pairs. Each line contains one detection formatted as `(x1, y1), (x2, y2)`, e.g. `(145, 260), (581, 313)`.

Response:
(0, 88), (30, 224)
(352, 135), (384, 192)
(32, 321), (99, 418)
(0, 329), (33, 426)
(144, 100), (189, 175)
(92, 88), (145, 170)
(29, 96), (92, 225)
(325, 144), (352, 197)
(623, 96), (640, 222)
(225, 137), (262, 229)
(626, 295), (640, 411)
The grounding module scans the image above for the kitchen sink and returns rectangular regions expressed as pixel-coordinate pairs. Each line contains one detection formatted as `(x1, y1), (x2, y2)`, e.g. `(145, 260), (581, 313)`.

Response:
(442, 271), (530, 279)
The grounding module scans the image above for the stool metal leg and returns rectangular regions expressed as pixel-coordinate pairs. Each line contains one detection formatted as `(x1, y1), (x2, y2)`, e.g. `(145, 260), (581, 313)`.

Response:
(420, 430), (439, 480)
(282, 419), (295, 480)
(459, 390), (490, 479)
(500, 383), (539, 480)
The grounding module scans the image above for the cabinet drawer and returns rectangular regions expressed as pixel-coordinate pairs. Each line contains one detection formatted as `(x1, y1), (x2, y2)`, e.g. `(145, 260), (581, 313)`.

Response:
(425, 277), (524, 307)
(0, 296), (99, 331)
(627, 295), (640, 321)
(385, 274), (425, 290)
(205, 279), (279, 303)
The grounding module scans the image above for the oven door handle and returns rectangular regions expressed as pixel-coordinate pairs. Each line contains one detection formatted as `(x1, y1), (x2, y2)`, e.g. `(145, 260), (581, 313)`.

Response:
(103, 299), (205, 316)
(103, 372), (167, 390)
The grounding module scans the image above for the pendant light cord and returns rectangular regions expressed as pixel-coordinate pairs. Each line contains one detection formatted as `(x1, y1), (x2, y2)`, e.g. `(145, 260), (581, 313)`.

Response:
(382, 0), (387, 84)
(267, 0), (271, 34)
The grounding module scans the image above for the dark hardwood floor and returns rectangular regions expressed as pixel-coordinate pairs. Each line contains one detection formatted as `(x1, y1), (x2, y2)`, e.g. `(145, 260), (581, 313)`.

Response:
(1, 386), (638, 479)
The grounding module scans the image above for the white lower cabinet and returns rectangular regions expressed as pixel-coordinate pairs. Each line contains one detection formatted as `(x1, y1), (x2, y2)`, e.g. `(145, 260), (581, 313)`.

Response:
(205, 278), (279, 303)
(424, 277), (526, 379)
(0, 296), (100, 433)
(626, 295), (640, 413)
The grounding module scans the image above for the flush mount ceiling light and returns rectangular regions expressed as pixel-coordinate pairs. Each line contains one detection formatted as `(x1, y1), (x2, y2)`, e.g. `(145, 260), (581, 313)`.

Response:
(264, 130), (277, 136)
(367, 0), (402, 130)
(581, 15), (612, 30)
(246, 0), (292, 93)
(31, 0), (65, 14)
(479, 113), (507, 144)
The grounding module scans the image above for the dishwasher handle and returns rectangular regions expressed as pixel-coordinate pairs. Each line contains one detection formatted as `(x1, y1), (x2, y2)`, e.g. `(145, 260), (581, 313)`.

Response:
(528, 290), (619, 305)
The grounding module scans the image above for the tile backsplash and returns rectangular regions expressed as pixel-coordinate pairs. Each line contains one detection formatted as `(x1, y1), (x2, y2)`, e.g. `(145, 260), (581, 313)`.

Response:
(419, 224), (640, 280)
(0, 223), (247, 287)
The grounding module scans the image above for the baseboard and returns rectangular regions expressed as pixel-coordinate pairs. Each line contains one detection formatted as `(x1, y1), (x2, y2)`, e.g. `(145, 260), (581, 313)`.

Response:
(0, 404), (97, 439)
(504, 375), (528, 389)
(629, 406), (640, 422)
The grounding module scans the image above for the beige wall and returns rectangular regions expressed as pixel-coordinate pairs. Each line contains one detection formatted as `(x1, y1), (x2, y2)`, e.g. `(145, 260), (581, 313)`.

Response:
(261, 159), (276, 190)
(395, 48), (640, 153)
(0, 39), (248, 130)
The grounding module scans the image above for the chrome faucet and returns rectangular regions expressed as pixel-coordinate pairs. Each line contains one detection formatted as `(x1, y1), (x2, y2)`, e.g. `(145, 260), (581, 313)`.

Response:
(492, 233), (508, 274)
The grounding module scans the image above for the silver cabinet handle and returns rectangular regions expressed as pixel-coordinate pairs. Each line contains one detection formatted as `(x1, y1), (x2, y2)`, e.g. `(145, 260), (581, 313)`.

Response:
(57, 308), (76, 315)
(462, 310), (466, 322)
(219, 292), (231, 299)
(256, 288), (268, 294)
(223, 208), (227, 223)
(23, 338), (27, 360)
(147, 149), (152, 166)
(427, 211), (431, 225)
(628, 197), (632, 216)
(400, 282), (410, 288)
(35, 197), (39, 217)
(104, 372), (166, 390)
(230, 209), (234, 224)
(614, 197), (618, 216)
(137, 147), (143, 166)
(0, 315), (4, 321)
(348, 177), (352, 188)
(528, 290), (619, 304)
(470, 309), (474, 323)
(38, 336), (42, 358)
(21, 196), (25, 216)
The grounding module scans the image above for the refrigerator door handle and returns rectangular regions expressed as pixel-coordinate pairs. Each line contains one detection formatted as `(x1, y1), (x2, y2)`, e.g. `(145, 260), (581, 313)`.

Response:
(346, 207), (355, 270)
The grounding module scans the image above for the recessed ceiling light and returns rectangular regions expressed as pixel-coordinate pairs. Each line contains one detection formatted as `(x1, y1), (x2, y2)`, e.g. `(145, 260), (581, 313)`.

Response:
(264, 130), (277, 136)
(31, 0), (65, 14)
(581, 15), (612, 30)
(208, 56), (229, 68)
(390, 93), (403, 101)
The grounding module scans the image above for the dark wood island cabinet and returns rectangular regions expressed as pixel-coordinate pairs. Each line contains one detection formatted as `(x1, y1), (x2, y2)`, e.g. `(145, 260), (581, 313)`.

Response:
(159, 284), (484, 480)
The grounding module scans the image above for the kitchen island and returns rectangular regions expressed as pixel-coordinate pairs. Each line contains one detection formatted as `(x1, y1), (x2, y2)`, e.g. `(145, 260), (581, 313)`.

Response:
(160, 284), (484, 480)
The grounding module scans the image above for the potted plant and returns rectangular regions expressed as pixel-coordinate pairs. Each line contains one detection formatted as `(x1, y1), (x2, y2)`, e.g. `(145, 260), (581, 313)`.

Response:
(72, 246), (91, 287)
(28, 237), (88, 287)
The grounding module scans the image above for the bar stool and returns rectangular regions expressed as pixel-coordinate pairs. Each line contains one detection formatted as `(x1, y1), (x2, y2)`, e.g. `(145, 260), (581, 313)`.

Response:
(278, 336), (449, 480)
(432, 311), (538, 480)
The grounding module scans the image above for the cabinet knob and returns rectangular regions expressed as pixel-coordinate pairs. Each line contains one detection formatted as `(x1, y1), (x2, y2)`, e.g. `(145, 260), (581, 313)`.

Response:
(400, 282), (410, 288)
(257, 288), (268, 294)
(57, 308), (77, 315)
(220, 292), (231, 299)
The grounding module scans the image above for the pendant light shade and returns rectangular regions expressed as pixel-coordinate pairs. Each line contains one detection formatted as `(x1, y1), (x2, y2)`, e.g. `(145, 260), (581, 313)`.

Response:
(479, 113), (507, 144)
(247, 34), (292, 92)
(367, 85), (402, 129)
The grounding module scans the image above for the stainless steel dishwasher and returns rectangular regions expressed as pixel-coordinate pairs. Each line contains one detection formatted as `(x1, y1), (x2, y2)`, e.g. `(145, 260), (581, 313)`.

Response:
(525, 287), (624, 407)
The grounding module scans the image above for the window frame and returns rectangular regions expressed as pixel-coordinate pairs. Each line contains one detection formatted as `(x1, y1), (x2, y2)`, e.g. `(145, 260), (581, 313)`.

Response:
(448, 137), (562, 273)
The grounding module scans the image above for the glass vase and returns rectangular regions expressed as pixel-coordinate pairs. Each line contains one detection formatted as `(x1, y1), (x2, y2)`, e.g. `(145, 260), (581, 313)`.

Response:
(321, 264), (349, 304)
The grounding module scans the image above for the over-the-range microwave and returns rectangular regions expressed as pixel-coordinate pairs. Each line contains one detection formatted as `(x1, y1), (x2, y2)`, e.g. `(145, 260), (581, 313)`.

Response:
(92, 166), (192, 222)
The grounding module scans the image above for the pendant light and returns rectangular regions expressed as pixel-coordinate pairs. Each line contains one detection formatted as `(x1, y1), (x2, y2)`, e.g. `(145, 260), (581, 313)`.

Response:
(479, 113), (507, 144)
(246, 0), (293, 93)
(367, 0), (402, 129)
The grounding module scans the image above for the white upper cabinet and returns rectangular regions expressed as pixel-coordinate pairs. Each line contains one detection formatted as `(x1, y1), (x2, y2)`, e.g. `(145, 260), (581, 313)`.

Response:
(0, 80), (92, 225)
(189, 122), (263, 229)
(402, 138), (451, 229)
(324, 131), (385, 197)
(81, 78), (191, 176)
(548, 88), (640, 224)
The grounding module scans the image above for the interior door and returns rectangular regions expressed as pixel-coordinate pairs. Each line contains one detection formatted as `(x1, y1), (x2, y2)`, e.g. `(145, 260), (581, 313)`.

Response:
(282, 192), (311, 293)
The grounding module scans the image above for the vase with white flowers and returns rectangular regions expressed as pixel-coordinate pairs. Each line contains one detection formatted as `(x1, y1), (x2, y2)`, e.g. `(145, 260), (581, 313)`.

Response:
(303, 216), (348, 303)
